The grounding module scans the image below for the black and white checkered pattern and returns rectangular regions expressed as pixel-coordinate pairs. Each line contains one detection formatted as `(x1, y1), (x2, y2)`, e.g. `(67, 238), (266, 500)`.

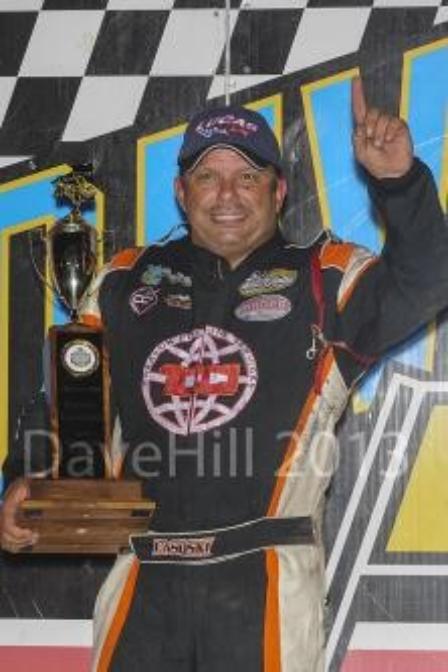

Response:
(0, 0), (446, 165)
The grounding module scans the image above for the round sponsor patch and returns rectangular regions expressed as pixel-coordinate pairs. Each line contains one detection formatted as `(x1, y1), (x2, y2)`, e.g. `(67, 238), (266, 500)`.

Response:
(141, 326), (258, 435)
(61, 339), (99, 377)
(235, 294), (291, 321)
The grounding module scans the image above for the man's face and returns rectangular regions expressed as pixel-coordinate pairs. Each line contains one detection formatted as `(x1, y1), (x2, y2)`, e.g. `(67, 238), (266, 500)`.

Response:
(175, 148), (287, 268)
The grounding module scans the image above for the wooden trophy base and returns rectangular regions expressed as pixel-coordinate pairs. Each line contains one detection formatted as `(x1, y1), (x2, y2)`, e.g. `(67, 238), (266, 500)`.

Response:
(17, 479), (156, 555)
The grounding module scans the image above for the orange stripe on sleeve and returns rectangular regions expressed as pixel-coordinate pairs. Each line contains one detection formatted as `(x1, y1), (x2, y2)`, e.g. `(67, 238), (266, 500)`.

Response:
(110, 247), (143, 270)
(264, 549), (281, 672)
(97, 558), (140, 672)
(337, 257), (378, 312)
(319, 242), (355, 272)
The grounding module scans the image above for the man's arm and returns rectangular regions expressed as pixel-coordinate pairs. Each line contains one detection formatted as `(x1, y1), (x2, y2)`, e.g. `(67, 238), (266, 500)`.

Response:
(321, 77), (448, 369)
(332, 160), (448, 360)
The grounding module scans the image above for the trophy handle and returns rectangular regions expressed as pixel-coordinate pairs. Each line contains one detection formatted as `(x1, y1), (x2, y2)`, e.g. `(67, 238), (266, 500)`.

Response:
(28, 228), (82, 321)
(28, 228), (61, 299)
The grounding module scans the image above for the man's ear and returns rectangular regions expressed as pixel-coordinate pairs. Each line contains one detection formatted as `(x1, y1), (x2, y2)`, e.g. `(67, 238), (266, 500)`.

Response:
(174, 176), (186, 212)
(275, 176), (288, 214)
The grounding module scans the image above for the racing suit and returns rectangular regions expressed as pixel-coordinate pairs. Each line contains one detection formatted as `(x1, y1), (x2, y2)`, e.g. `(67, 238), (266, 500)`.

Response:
(4, 159), (448, 671)
(86, 159), (448, 672)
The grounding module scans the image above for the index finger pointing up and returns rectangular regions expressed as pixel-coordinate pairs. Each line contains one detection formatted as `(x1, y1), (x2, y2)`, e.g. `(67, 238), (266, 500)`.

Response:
(352, 75), (367, 126)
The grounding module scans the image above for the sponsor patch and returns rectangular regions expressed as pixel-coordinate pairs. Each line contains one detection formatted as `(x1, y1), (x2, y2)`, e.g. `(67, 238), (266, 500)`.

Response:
(129, 286), (159, 316)
(142, 326), (258, 435)
(164, 293), (192, 310)
(152, 536), (215, 559)
(161, 363), (240, 397)
(235, 294), (291, 322)
(141, 264), (192, 288)
(239, 269), (297, 297)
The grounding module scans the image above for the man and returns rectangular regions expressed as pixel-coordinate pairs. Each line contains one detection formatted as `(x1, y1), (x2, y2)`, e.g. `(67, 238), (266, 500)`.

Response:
(1, 78), (448, 671)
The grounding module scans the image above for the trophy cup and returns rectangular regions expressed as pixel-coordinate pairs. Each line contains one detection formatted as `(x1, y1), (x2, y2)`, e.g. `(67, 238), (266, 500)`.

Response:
(18, 169), (155, 554)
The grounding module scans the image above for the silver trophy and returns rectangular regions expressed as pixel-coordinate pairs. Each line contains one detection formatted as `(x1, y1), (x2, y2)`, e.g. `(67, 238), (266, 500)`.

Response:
(48, 171), (97, 320)
(29, 169), (98, 321)
(20, 170), (155, 554)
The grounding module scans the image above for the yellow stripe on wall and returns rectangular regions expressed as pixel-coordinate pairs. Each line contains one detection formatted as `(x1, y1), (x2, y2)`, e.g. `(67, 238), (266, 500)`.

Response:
(0, 217), (55, 470)
(387, 405), (448, 552)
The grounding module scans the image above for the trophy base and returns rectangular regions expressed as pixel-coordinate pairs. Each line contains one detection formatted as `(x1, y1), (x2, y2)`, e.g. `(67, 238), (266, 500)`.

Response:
(17, 479), (155, 555)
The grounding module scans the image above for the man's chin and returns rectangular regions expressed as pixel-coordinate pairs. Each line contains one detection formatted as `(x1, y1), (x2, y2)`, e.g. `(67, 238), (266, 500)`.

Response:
(211, 238), (258, 268)
(214, 236), (248, 254)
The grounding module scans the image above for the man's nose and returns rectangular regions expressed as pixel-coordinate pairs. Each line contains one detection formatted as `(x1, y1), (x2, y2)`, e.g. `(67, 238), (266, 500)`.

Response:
(216, 176), (238, 202)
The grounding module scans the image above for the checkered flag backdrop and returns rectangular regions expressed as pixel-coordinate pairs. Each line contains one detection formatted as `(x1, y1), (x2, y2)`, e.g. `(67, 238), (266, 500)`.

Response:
(0, 0), (447, 164)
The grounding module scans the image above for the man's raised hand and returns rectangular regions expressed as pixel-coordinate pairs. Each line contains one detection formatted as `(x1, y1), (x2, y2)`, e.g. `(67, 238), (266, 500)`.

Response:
(352, 75), (413, 179)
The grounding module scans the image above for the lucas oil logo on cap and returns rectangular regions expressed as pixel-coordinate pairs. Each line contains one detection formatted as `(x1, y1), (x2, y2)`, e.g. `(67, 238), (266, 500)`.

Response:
(196, 114), (258, 139)
(235, 295), (291, 322)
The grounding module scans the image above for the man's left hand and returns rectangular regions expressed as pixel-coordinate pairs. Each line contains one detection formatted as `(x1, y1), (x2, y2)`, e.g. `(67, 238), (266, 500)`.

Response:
(352, 76), (414, 179)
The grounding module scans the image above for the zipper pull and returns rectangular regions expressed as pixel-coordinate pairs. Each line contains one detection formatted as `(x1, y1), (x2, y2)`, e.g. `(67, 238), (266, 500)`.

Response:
(306, 324), (326, 360)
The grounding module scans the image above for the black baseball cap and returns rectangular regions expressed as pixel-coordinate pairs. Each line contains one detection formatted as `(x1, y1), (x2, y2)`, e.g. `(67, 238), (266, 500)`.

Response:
(178, 105), (283, 174)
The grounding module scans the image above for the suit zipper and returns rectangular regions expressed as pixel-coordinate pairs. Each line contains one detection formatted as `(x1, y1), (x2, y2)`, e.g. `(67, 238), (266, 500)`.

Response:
(217, 258), (224, 281)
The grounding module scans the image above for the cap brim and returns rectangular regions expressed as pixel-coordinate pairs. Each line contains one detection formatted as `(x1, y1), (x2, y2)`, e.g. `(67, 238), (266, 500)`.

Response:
(180, 143), (272, 174)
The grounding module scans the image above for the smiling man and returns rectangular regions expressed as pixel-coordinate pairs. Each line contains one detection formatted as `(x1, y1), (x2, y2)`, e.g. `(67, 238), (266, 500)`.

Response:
(2, 81), (448, 672)
(175, 149), (286, 269)
(175, 110), (287, 269)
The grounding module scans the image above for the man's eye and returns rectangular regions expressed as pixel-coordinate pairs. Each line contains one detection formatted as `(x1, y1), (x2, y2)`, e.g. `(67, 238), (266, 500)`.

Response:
(240, 172), (258, 184)
(195, 171), (215, 183)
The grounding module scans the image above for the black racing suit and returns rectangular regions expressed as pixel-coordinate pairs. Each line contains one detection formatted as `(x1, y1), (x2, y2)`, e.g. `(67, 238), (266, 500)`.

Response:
(5, 160), (448, 671)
